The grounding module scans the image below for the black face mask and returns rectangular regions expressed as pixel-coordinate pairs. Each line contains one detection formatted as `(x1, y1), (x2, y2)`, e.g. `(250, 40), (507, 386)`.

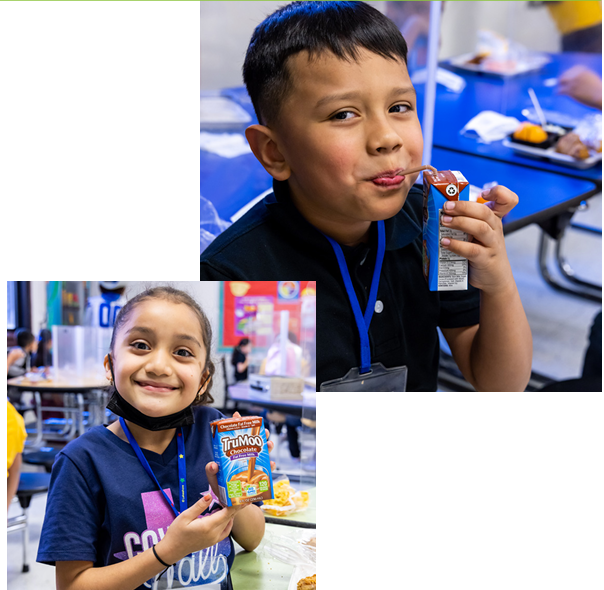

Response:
(106, 354), (207, 432)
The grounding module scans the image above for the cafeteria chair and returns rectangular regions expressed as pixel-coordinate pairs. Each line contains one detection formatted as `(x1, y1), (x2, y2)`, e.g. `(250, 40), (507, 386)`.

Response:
(7, 472), (52, 573)
(23, 447), (60, 473)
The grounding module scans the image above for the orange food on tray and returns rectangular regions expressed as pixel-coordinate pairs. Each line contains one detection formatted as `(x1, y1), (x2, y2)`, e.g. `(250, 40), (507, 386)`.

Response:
(297, 574), (316, 590)
(513, 122), (548, 144)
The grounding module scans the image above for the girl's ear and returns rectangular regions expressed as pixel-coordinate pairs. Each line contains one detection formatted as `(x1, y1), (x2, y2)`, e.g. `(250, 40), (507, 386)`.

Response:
(197, 370), (211, 397)
(103, 354), (113, 383)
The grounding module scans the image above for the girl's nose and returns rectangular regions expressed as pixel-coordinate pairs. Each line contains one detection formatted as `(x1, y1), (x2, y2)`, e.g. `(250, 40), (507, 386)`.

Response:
(144, 349), (173, 376)
(367, 116), (403, 154)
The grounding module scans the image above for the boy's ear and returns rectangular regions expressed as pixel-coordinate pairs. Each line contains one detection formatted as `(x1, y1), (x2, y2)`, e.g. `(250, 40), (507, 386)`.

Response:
(245, 125), (291, 181)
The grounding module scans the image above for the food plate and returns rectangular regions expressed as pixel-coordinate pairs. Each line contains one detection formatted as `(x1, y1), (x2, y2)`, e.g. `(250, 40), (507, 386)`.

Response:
(502, 138), (602, 169)
(446, 52), (550, 77)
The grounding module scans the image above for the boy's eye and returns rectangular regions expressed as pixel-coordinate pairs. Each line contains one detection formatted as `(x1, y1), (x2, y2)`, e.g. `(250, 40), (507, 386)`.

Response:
(390, 103), (411, 114)
(176, 349), (193, 358)
(331, 110), (356, 121)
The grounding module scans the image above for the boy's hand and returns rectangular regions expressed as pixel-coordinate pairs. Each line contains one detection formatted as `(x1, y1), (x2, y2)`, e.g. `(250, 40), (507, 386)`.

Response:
(440, 185), (518, 294)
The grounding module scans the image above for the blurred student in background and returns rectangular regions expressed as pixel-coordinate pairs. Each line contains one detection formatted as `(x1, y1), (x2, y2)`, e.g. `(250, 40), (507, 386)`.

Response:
(7, 328), (37, 378)
(231, 338), (252, 382)
(7, 400), (27, 510)
(543, 0), (602, 53)
(33, 328), (53, 368)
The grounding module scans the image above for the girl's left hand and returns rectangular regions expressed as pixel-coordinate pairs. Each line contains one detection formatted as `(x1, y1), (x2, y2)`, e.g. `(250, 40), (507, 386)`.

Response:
(440, 185), (519, 294)
(205, 411), (276, 500)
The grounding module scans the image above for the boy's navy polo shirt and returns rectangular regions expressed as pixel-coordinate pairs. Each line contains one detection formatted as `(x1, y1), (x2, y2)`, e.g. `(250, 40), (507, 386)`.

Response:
(200, 180), (481, 391)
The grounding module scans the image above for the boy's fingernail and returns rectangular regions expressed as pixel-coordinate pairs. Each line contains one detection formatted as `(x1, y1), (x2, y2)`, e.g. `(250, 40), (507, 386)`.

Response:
(481, 189), (491, 197)
(441, 238), (451, 247)
(442, 215), (453, 223)
(444, 201), (455, 210)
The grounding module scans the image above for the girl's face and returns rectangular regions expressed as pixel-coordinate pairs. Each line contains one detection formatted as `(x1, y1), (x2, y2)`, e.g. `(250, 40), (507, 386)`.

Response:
(105, 299), (208, 418)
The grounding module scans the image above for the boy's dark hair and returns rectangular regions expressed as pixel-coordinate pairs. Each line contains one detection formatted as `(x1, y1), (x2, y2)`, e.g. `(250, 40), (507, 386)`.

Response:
(109, 286), (215, 405)
(15, 328), (35, 349)
(243, 1), (408, 127)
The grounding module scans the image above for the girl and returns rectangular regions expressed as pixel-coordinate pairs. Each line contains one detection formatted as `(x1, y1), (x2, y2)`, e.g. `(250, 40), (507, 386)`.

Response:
(37, 286), (273, 590)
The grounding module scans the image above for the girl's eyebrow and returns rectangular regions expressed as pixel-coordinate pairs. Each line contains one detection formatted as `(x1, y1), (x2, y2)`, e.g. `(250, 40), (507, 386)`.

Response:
(127, 326), (203, 349)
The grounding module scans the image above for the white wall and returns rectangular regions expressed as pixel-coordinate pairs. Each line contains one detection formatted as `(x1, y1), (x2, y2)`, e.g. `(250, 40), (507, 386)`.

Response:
(200, 0), (560, 92)
(200, 1), (385, 91)
(439, 1), (560, 59)
(30, 281), (48, 336)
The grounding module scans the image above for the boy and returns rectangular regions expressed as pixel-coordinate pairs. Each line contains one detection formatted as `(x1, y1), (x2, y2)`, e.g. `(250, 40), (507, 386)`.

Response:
(7, 328), (37, 378)
(200, 1), (532, 391)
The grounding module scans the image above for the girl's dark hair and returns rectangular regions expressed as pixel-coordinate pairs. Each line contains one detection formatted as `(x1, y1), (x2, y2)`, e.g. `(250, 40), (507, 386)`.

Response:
(109, 286), (215, 405)
(231, 338), (250, 365)
(34, 328), (52, 367)
(243, 1), (408, 126)
(15, 328), (35, 349)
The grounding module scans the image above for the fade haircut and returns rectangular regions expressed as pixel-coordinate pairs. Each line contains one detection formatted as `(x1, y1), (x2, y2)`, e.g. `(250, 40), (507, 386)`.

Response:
(243, 1), (408, 127)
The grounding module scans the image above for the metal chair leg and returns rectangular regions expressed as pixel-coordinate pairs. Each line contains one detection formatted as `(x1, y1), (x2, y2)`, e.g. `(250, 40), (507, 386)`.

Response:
(22, 507), (29, 573)
(538, 231), (601, 303)
(555, 231), (602, 292)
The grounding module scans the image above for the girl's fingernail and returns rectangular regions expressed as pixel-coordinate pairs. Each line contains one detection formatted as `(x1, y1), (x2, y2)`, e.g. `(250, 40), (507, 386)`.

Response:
(444, 201), (455, 210)
(442, 215), (453, 223)
(441, 238), (451, 247)
(481, 188), (491, 196)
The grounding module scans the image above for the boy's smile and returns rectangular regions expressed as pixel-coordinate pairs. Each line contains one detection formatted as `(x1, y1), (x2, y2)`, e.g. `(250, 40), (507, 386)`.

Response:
(249, 48), (423, 246)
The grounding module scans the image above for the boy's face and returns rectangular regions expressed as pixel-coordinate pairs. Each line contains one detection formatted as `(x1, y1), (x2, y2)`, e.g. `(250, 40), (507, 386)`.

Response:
(273, 48), (423, 236)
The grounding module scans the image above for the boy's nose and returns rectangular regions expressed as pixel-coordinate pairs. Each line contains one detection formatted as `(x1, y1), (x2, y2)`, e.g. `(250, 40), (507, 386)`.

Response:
(367, 117), (402, 154)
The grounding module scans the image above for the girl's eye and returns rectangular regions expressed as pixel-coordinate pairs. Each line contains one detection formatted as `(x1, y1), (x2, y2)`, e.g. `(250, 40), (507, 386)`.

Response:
(176, 349), (193, 358)
(331, 110), (356, 121)
(390, 104), (411, 114)
(131, 342), (149, 351)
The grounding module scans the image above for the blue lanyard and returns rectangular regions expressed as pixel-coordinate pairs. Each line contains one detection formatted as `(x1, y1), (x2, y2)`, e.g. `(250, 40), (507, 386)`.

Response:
(119, 417), (187, 518)
(322, 220), (386, 374)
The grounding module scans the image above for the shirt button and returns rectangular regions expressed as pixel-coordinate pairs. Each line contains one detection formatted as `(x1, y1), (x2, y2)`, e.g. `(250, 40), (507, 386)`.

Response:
(374, 300), (384, 313)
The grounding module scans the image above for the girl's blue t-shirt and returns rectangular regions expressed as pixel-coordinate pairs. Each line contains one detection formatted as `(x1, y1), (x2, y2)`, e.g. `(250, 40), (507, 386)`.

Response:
(37, 405), (234, 590)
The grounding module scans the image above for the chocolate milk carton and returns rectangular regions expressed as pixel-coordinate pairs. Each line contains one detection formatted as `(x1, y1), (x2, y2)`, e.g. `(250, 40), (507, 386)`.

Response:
(422, 170), (471, 291)
(210, 416), (274, 506)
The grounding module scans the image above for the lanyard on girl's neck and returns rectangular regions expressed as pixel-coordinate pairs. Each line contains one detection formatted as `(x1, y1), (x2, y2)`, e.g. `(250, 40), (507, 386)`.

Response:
(119, 417), (187, 519)
(322, 220), (386, 374)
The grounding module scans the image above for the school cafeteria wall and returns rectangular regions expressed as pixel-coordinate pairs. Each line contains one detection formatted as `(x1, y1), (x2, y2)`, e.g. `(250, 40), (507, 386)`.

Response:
(439, 1), (560, 59)
(200, 0), (386, 91)
(30, 281), (48, 337)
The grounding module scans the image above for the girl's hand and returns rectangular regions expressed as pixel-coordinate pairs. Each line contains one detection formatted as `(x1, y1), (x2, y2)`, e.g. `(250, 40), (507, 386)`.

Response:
(440, 185), (518, 295)
(156, 495), (245, 565)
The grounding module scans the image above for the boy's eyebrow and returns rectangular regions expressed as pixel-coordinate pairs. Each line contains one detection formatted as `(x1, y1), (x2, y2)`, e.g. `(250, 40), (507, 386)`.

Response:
(315, 86), (416, 109)
(127, 326), (203, 349)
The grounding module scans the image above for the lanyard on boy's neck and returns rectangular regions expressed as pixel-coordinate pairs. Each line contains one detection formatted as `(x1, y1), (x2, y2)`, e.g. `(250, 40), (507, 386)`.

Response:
(119, 417), (187, 519)
(322, 220), (386, 374)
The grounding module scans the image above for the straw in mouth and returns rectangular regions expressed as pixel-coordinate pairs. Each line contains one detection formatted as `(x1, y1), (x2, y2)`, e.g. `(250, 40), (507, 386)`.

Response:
(396, 164), (438, 176)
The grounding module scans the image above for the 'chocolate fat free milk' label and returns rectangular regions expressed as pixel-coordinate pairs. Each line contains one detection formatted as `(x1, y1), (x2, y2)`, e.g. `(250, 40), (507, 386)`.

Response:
(210, 416), (274, 506)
